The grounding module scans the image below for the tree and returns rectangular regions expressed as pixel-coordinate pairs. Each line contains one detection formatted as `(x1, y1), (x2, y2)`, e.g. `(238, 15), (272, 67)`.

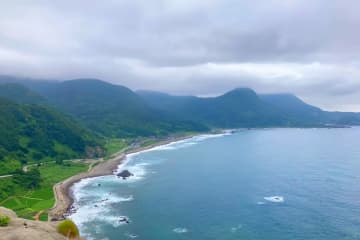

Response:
(13, 168), (41, 189)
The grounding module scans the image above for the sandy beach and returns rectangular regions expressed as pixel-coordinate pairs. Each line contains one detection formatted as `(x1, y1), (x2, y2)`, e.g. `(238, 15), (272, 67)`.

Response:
(47, 134), (199, 221)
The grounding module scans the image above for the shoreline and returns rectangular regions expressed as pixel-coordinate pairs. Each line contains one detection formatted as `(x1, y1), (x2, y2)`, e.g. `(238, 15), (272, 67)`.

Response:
(47, 133), (202, 221)
(48, 127), (333, 220)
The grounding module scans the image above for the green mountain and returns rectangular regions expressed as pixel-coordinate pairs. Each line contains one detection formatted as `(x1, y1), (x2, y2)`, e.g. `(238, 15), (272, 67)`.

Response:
(139, 89), (360, 127)
(0, 97), (103, 175)
(259, 94), (360, 126)
(259, 94), (325, 125)
(0, 83), (46, 105)
(36, 79), (208, 137)
(1, 75), (359, 136)
(138, 88), (289, 128)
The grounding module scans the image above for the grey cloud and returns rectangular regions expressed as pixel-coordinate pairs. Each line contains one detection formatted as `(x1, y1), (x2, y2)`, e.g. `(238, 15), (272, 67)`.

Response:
(0, 0), (360, 110)
(3, 0), (359, 65)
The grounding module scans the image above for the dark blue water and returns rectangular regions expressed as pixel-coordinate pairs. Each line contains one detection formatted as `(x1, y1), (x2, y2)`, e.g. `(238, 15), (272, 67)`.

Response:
(71, 128), (360, 240)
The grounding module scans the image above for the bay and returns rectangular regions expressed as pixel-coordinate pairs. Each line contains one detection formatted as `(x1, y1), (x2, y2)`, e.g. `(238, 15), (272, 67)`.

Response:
(70, 128), (360, 240)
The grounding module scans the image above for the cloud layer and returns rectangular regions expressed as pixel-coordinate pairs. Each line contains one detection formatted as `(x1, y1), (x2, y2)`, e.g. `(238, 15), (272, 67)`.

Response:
(0, 0), (360, 110)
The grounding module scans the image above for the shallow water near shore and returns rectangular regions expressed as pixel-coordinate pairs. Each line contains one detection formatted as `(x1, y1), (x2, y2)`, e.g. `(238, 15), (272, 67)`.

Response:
(70, 128), (360, 240)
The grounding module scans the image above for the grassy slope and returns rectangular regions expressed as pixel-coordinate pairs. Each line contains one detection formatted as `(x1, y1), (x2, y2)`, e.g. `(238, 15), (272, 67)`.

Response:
(0, 137), (129, 220)
(0, 162), (88, 219)
(104, 138), (129, 157)
(0, 97), (103, 175)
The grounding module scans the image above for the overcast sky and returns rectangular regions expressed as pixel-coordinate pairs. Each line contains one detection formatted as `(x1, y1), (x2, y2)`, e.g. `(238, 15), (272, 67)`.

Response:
(0, 0), (360, 111)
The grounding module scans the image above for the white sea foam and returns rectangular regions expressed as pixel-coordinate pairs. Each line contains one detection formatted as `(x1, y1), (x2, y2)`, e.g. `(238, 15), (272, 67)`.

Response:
(264, 196), (284, 203)
(115, 132), (232, 183)
(192, 132), (231, 142)
(173, 227), (188, 234)
(71, 131), (233, 237)
(257, 201), (265, 205)
(70, 200), (130, 229)
(121, 132), (231, 164)
(71, 177), (134, 204)
(230, 224), (242, 233)
(70, 181), (134, 236)
(117, 163), (150, 183)
(125, 233), (138, 238)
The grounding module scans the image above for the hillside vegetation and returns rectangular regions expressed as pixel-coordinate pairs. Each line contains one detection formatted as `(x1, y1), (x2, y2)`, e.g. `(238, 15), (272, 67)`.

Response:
(0, 97), (102, 175)
(138, 89), (360, 127)
(35, 79), (208, 137)
(1, 76), (360, 220)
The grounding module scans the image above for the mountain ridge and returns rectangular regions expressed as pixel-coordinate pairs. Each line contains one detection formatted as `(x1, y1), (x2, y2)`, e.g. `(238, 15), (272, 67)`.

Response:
(1, 75), (359, 131)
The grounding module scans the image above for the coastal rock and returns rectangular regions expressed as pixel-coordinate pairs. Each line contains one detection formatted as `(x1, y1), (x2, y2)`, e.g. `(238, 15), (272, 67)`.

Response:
(119, 217), (130, 224)
(117, 170), (134, 179)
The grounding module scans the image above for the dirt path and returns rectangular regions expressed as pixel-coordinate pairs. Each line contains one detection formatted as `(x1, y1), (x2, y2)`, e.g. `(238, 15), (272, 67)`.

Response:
(33, 210), (44, 221)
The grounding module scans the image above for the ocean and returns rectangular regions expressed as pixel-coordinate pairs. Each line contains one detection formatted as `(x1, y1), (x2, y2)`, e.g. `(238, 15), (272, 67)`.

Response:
(70, 128), (360, 240)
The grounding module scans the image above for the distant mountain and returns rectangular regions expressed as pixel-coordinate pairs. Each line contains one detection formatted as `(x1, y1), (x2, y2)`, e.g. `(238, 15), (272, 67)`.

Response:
(259, 94), (360, 126)
(136, 90), (196, 119)
(139, 88), (289, 128)
(259, 94), (324, 125)
(0, 83), (46, 105)
(140, 89), (360, 127)
(2, 75), (359, 133)
(35, 79), (208, 137)
(0, 97), (103, 175)
(0, 75), (58, 94)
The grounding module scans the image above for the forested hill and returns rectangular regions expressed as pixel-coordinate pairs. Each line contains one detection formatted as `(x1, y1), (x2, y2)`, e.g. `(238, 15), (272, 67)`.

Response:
(0, 78), (359, 174)
(172, 88), (288, 127)
(0, 97), (103, 175)
(138, 89), (360, 127)
(138, 89), (291, 127)
(259, 93), (324, 125)
(1, 76), (360, 137)
(0, 83), (46, 105)
(33, 79), (208, 137)
(259, 93), (360, 126)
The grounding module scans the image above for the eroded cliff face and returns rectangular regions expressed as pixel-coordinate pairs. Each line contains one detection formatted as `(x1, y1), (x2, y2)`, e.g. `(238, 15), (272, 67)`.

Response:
(0, 207), (67, 240)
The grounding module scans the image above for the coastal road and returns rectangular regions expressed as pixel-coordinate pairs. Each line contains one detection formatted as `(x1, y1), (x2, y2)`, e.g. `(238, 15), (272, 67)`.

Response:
(0, 175), (13, 179)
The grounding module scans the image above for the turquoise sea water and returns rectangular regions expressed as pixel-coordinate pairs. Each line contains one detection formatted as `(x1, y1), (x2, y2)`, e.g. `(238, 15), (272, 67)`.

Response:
(70, 128), (360, 240)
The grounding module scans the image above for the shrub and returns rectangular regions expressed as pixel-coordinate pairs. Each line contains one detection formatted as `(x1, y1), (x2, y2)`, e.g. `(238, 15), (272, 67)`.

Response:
(57, 219), (79, 239)
(0, 215), (10, 226)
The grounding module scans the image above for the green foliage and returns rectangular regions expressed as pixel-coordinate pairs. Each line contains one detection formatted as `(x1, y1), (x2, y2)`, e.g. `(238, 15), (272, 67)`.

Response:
(139, 88), (288, 128)
(0, 83), (46, 105)
(0, 215), (10, 226)
(140, 89), (360, 128)
(0, 178), (18, 200)
(104, 138), (129, 156)
(13, 168), (41, 189)
(40, 79), (209, 138)
(0, 97), (103, 175)
(39, 212), (48, 221)
(57, 219), (80, 239)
